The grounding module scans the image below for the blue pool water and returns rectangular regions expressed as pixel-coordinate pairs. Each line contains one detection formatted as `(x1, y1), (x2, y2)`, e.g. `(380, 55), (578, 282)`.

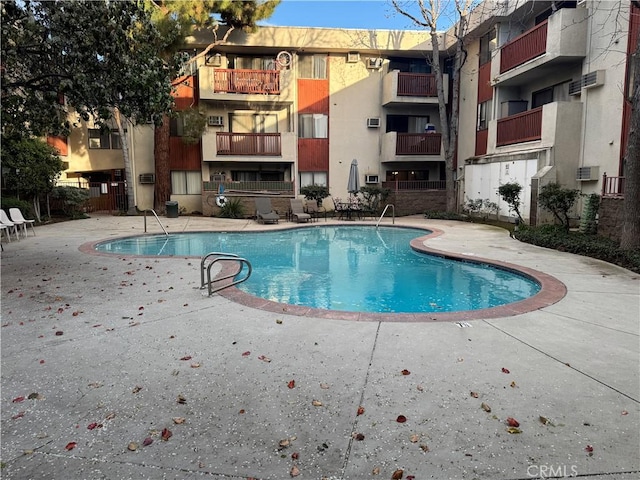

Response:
(95, 226), (540, 313)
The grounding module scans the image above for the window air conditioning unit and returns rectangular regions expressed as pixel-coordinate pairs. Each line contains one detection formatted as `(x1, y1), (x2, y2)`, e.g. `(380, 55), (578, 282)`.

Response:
(347, 52), (360, 63)
(367, 57), (383, 69)
(208, 115), (224, 126)
(365, 174), (379, 184)
(576, 166), (599, 181)
(139, 173), (155, 184)
(366, 117), (381, 128)
(569, 70), (605, 95)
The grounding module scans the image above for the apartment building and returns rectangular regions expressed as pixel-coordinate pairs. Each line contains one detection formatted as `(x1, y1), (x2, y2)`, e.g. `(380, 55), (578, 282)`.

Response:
(54, 0), (635, 223)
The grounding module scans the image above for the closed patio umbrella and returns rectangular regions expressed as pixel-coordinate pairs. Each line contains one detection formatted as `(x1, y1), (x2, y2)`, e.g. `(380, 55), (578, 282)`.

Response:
(347, 159), (360, 195)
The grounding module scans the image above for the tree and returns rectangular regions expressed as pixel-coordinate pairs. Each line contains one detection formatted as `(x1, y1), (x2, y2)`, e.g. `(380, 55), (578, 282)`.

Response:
(0, 135), (64, 222)
(1, 0), (177, 213)
(147, 0), (280, 212)
(537, 182), (580, 232)
(391, 0), (476, 212)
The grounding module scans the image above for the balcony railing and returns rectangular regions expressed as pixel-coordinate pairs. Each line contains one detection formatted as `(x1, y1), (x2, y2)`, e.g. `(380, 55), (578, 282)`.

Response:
(496, 107), (542, 147)
(382, 180), (446, 191)
(500, 20), (548, 73)
(203, 181), (294, 194)
(396, 133), (442, 155)
(212, 69), (280, 94)
(397, 73), (438, 97)
(602, 174), (625, 197)
(216, 133), (281, 156)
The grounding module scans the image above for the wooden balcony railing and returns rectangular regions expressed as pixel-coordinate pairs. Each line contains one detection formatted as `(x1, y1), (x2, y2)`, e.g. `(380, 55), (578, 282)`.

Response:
(496, 107), (542, 147)
(216, 132), (281, 156)
(397, 73), (438, 97)
(396, 133), (442, 155)
(500, 20), (548, 73)
(382, 180), (446, 191)
(602, 173), (625, 197)
(203, 181), (294, 194)
(212, 69), (280, 94)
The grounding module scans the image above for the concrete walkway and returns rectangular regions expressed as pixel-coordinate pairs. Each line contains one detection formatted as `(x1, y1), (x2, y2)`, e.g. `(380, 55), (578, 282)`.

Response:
(1, 214), (638, 480)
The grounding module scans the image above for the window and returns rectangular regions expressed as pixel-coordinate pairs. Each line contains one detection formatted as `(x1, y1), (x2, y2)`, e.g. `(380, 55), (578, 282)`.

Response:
(230, 114), (278, 133)
(171, 171), (202, 195)
(477, 100), (492, 130)
(479, 29), (497, 65)
(531, 81), (570, 108)
(299, 54), (327, 79)
(170, 117), (184, 137)
(299, 114), (328, 138)
(88, 129), (122, 149)
(299, 172), (327, 188)
(233, 55), (278, 70)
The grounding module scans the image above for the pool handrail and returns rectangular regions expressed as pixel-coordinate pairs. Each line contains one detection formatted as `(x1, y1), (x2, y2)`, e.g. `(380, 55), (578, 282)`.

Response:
(143, 209), (169, 236)
(200, 252), (252, 296)
(376, 204), (395, 228)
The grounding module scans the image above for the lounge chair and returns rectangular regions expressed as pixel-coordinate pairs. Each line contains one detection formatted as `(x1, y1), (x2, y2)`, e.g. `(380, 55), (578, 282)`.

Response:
(290, 199), (311, 223)
(9, 208), (36, 237)
(0, 209), (20, 241)
(254, 197), (280, 224)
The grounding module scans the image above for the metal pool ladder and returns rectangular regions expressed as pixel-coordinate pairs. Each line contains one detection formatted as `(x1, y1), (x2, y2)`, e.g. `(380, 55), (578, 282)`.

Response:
(376, 204), (395, 228)
(200, 252), (252, 296)
(143, 209), (168, 235)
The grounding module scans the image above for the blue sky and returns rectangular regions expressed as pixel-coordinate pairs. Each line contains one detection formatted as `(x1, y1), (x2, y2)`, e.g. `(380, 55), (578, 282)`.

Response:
(261, 0), (428, 30)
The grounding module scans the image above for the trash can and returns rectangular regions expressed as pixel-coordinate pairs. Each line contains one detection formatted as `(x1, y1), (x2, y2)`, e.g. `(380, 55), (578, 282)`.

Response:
(166, 201), (179, 218)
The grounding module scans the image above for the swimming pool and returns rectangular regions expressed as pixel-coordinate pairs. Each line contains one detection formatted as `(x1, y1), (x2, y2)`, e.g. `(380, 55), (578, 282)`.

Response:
(95, 226), (541, 314)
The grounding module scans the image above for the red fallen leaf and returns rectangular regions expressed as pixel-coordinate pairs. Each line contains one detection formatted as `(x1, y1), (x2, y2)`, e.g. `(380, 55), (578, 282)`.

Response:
(179, 355), (192, 361)
(242, 351), (251, 357)
(622, 410), (629, 415)
(470, 391), (479, 398)
(291, 452), (299, 460)
(506, 417), (520, 427)
(138, 306), (144, 311)
(72, 311), (81, 317)
(12, 396), (25, 403)
(57, 308), (64, 314)
(12, 411), (25, 420)
(401, 369), (411, 375)
(92, 324), (102, 328)
(585, 445), (594, 453)
(161, 428), (172, 441)
(238, 409), (245, 414)
(142, 437), (153, 447)
(357, 406), (365, 416)
(501, 367), (510, 374)
(65, 442), (77, 451)
(391, 469), (404, 480)
(396, 415), (407, 423)
(407, 476), (415, 480)
(55, 331), (63, 336)
(287, 380), (295, 389)
(87, 422), (98, 430)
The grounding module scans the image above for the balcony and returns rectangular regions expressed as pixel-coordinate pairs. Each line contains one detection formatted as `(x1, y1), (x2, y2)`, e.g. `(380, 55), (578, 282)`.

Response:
(199, 67), (293, 102)
(382, 71), (447, 106)
(496, 107), (542, 147)
(202, 131), (296, 162)
(203, 180), (294, 195)
(382, 180), (445, 191)
(381, 132), (444, 161)
(602, 174), (625, 197)
(492, 7), (587, 86)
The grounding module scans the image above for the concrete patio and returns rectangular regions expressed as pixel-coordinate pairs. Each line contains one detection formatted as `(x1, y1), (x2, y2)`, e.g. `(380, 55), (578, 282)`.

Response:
(1, 214), (638, 479)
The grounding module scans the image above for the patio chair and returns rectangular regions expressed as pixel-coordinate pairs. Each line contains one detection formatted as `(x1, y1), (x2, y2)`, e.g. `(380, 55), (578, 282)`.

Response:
(290, 199), (311, 223)
(9, 208), (36, 237)
(0, 209), (20, 241)
(304, 201), (326, 222)
(254, 197), (280, 224)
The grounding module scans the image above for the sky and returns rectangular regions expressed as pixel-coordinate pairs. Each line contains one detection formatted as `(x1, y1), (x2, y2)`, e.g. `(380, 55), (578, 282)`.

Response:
(260, 0), (433, 31)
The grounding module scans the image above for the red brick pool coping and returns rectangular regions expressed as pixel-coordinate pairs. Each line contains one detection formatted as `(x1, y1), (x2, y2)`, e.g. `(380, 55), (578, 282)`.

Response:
(81, 226), (567, 323)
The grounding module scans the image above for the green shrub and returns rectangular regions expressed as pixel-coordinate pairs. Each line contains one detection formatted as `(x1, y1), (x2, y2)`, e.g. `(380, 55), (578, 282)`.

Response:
(0, 197), (35, 221)
(50, 186), (90, 218)
(514, 225), (640, 273)
(217, 197), (245, 219)
(424, 211), (469, 221)
(538, 182), (580, 231)
(359, 185), (391, 213)
(300, 185), (330, 206)
(498, 182), (523, 223)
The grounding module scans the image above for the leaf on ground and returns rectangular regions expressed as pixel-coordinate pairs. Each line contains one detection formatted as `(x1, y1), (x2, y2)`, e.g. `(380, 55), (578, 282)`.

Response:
(65, 442), (77, 451)
(172, 417), (186, 424)
(238, 409), (245, 414)
(501, 367), (510, 374)
(161, 428), (172, 441)
(353, 433), (365, 441)
(127, 442), (138, 451)
(287, 380), (295, 389)
(621, 410), (629, 415)
(510, 381), (517, 388)
(396, 415), (407, 423)
(538, 416), (554, 426)
(410, 434), (419, 443)
(506, 427), (522, 434)
(290, 465), (300, 477)
(372, 466), (380, 475)
(278, 439), (290, 449)
(406, 476), (415, 480)
(416, 385), (424, 392)
(55, 331), (63, 336)
(12, 411), (25, 420)
(420, 444), (430, 452)
(470, 391), (479, 398)
(177, 394), (187, 404)
(585, 445), (594, 454)
(242, 351), (251, 357)
(320, 383), (330, 389)
(506, 417), (520, 427)
(105, 412), (116, 420)
(481, 402), (492, 413)
(179, 355), (192, 361)
(132, 386), (142, 394)
(258, 355), (271, 363)
(357, 406), (365, 416)
(291, 452), (299, 460)
(401, 369), (411, 375)
(312, 400), (323, 407)
(87, 422), (98, 430)
(190, 363), (201, 368)
(12, 396), (25, 403)
(392, 469), (404, 479)
(143, 437), (153, 447)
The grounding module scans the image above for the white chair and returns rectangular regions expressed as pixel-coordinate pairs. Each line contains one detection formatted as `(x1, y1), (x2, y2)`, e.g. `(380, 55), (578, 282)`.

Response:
(9, 208), (36, 237)
(0, 210), (20, 241)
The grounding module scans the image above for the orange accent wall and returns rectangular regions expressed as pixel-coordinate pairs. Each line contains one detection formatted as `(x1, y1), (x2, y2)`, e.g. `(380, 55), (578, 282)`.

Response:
(172, 75), (198, 111)
(47, 135), (68, 156)
(298, 77), (330, 171)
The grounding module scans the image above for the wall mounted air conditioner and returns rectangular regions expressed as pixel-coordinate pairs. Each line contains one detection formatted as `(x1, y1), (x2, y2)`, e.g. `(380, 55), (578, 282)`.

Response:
(365, 175), (379, 184)
(576, 166), (599, 181)
(569, 70), (605, 95)
(347, 52), (360, 63)
(208, 115), (224, 126)
(367, 57), (383, 69)
(366, 117), (381, 128)
(139, 173), (155, 184)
